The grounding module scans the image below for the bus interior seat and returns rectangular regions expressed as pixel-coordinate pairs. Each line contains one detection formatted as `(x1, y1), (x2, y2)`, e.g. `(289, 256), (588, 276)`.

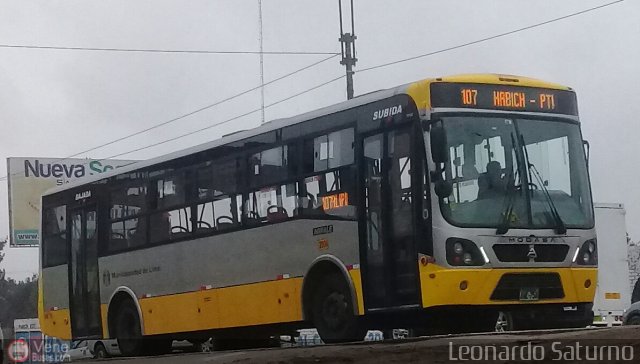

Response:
(216, 216), (236, 230)
(194, 220), (214, 234)
(267, 206), (288, 223)
(170, 226), (191, 239)
(109, 238), (128, 251)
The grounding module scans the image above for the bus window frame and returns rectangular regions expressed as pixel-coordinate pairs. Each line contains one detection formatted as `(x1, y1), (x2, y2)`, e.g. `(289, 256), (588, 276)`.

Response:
(75, 121), (360, 257)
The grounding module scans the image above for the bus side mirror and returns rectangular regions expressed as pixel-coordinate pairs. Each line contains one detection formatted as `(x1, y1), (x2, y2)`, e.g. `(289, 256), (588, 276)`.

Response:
(583, 140), (590, 168)
(430, 123), (448, 165)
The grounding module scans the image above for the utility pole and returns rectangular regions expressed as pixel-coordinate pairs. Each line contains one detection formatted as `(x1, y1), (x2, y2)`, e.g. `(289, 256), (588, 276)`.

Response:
(338, 0), (357, 100)
(258, 0), (265, 123)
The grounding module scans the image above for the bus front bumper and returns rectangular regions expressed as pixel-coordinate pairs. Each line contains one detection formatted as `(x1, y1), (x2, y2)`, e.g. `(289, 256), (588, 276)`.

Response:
(419, 264), (597, 308)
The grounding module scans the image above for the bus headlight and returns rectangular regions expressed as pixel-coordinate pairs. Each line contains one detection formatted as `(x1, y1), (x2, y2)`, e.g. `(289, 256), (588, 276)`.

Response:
(454, 242), (464, 255)
(575, 239), (597, 266)
(446, 238), (485, 266)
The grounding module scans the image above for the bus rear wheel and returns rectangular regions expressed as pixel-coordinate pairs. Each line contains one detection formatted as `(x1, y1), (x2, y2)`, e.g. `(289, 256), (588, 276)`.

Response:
(312, 273), (365, 343)
(114, 301), (145, 356)
(92, 342), (108, 359)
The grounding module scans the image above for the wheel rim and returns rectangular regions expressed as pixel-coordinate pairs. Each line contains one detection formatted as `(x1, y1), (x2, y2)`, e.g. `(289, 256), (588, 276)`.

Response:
(321, 291), (349, 331)
(96, 347), (106, 358)
(495, 311), (511, 332)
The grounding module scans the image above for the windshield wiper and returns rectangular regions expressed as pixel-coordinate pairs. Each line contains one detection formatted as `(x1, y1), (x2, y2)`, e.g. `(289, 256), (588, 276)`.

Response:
(496, 168), (516, 235)
(527, 162), (567, 234)
(519, 134), (567, 234)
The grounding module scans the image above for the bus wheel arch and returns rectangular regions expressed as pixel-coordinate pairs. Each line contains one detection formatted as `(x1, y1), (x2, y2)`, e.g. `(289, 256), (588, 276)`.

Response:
(301, 256), (359, 322)
(107, 287), (147, 357)
(302, 256), (365, 342)
(107, 287), (144, 337)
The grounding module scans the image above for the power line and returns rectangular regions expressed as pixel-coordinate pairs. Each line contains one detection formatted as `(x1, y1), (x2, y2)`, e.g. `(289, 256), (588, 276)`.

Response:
(0, 43), (339, 55)
(0, 54), (339, 182)
(102, 75), (346, 160)
(0, 0), (622, 179)
(105, 0), (623, 159)
(358, 0), (624, 73)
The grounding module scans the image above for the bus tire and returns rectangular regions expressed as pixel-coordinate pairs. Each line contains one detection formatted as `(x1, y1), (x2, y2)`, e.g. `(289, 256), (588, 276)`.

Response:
(311, 273), (364, 343)
(93, 342), (108, 359)
(113, 301), (145, 356)
(494, 311), (515, 332)
(628, 315), (640, 325)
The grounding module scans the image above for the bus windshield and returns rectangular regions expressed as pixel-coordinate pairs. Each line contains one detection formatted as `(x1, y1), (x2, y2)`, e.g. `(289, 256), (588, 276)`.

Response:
(432, 115), (593, 230)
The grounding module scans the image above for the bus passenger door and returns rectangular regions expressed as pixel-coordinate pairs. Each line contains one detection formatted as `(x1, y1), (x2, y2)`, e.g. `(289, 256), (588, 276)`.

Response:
(69, 206), (103, 338)
(361, 128), (420, 310)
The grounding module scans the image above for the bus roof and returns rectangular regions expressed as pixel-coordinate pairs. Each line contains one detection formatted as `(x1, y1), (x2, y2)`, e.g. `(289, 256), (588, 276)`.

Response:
(433, 73), (572, 90)
(43, 83), (407, 196)
(43, 73), (573, 196)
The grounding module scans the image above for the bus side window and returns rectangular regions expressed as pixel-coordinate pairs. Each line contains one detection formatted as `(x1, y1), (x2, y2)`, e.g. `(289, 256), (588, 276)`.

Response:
(108, 173), (148, 252)
(246, 183), (298, 224)
(110, 218), (144, 250)
(304, 128), (355, 175)
(43, 205), (67, 267)
(301, 128), (356, 220)
(195, 159), (241, 233)
(246, 144), (298, 225)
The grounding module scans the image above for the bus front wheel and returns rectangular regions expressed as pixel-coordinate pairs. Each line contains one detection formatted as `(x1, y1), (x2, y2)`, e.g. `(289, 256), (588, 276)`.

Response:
(92, 342), (108, 359)
(312, 273), (365, 343)
(114, 301), (145, 356)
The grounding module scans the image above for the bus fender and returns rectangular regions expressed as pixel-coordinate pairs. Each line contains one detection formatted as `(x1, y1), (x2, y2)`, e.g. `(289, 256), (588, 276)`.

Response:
(106, 286), (144, 337)
(301, 255), (360, 320)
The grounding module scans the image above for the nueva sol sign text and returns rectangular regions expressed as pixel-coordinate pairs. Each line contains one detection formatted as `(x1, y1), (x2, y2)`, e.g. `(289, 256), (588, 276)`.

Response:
(7, 157), (136, 247)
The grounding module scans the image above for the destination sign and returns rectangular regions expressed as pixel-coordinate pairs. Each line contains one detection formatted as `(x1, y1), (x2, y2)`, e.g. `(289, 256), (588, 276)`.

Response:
(322, 192), (349, 211)
(430, 83), (578, 115)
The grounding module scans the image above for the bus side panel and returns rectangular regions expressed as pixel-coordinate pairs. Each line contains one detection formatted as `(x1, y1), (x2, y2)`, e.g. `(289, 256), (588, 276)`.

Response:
(139, 291), (200, 335)
(40, 265), (72, 339)
(139, 278), (303, 335)
(99, 219), (359, 335)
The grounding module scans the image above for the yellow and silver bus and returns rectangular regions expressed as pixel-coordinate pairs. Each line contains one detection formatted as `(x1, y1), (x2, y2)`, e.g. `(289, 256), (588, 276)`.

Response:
(39, 74), (596, 354)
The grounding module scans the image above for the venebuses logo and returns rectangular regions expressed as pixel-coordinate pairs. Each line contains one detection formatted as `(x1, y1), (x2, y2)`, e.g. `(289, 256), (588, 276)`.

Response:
(7, 339), (29, 363)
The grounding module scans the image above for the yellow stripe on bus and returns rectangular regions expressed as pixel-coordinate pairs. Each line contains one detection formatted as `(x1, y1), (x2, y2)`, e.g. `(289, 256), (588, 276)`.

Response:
(348, 269), (365, 315)
(43, 270), (366, 339)
(140, 277), (304, 336)
(39, 308), (72, 340)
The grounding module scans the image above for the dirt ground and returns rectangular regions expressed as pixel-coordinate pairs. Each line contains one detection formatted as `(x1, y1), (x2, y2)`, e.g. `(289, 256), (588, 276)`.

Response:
(98, 326), (640, 364)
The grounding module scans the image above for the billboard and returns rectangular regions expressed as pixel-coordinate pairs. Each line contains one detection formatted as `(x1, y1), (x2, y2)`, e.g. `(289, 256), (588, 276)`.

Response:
(7, 157), (136, 247)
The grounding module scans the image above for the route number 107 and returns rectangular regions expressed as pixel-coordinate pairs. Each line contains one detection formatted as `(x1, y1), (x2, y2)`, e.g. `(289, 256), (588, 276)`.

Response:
(460, 88), (478, 106)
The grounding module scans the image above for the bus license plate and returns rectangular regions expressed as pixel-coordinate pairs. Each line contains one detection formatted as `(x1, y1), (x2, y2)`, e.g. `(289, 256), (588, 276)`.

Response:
(519, 287), (539, 301)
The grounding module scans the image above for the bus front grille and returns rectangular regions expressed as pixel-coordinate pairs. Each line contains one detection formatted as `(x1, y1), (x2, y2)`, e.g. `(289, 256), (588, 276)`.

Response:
(490, 273), (564, 300)
(493, 244), (570, 262)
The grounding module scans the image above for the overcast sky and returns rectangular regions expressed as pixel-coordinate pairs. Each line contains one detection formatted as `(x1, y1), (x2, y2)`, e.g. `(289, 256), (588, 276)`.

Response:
(0, 0), (638, 280)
